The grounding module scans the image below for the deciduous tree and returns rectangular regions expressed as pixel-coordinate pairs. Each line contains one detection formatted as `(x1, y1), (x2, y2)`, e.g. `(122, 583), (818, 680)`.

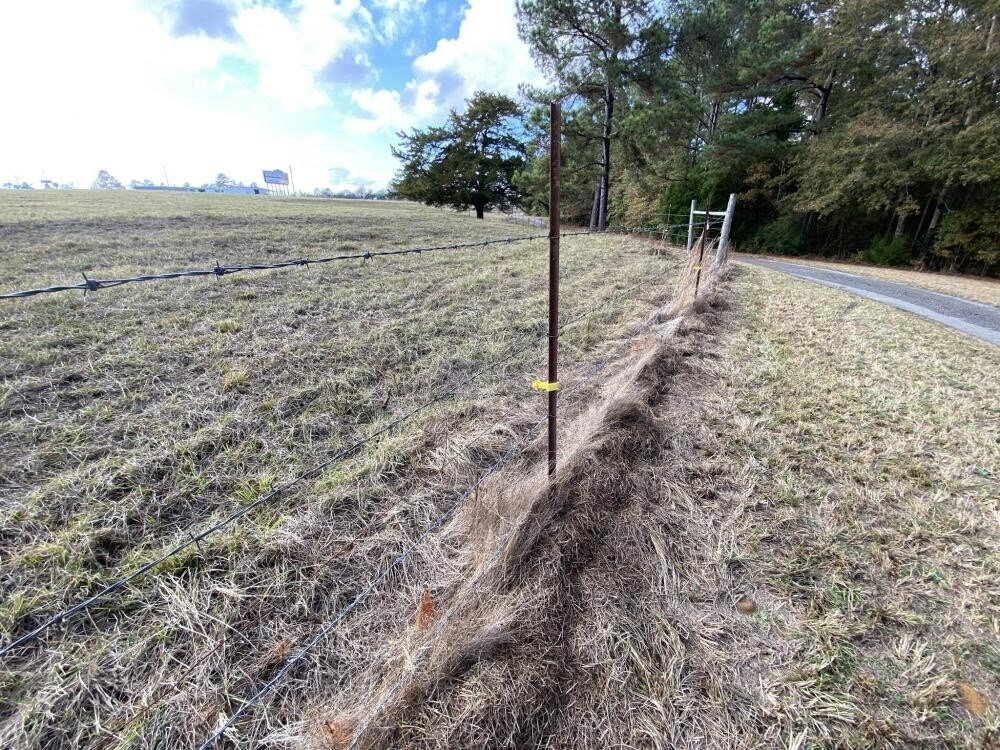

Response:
(91, 170), (123, 190)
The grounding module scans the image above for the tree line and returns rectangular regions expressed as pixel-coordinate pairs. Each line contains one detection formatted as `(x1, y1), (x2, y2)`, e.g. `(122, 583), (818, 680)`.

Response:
(391, 0), (998, 274)
(91, 171), (259, 191)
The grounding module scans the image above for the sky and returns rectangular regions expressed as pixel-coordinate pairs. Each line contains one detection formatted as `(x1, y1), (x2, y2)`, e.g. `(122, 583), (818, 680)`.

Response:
(0, 0), (545, 192)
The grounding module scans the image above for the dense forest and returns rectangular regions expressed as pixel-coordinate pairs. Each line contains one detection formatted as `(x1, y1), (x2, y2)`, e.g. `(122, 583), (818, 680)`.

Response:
(511, 0), (1000, 273)
(391, 1), (997, 273)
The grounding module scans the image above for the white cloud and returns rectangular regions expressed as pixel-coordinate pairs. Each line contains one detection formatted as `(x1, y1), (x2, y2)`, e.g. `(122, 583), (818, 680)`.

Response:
(0, 0), (396, 191)
(346, 76), (448, 135)
(414, 0), (542, 100)
(347, 89), (407, 135)
(233, 0), (374, 111)
(345, 0), (543, 134)
(370, 0), (428, 41)
(0, 0), (544, 192)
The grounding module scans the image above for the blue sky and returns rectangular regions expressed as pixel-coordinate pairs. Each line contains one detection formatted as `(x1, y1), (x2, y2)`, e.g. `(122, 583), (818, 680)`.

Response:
(0, 0), (543, 191)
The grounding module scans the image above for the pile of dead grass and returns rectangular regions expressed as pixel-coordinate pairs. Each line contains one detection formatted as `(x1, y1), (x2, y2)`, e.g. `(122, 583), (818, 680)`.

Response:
(291, 254), (738, 749)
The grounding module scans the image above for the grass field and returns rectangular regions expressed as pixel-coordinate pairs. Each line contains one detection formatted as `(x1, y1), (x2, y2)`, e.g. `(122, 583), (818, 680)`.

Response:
(0, 191), (680, 748)
(2, 191), (996, 749)
(703, 268), (999, 747)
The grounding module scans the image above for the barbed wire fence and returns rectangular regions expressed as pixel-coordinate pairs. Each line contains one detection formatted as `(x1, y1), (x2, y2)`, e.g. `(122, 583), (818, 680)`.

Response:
(94, 281), (658, 744)
(0, 103), (736, 748)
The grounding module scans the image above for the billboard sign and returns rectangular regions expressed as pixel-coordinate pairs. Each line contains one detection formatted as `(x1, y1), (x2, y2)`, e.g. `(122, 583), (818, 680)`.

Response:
(262, 169), (289, 186)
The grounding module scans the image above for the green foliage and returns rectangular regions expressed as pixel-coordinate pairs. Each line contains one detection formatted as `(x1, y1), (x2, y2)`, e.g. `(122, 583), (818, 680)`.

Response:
(933, 189), (1000, 273)
(864, 236), (913, 267)
(753, 215), (808, 256)
(390, 92), (527, 219)
(509, 0), (1000, 274)
(516, 0), (669, 227)
(658, 183), (694, 223)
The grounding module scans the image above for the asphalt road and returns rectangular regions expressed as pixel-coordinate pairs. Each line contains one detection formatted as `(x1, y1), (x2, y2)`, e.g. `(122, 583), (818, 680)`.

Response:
(740, 257), (1000, 346)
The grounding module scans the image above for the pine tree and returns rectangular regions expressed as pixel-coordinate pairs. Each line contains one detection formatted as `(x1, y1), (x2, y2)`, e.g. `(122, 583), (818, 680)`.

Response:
(391, 93), (527, 219)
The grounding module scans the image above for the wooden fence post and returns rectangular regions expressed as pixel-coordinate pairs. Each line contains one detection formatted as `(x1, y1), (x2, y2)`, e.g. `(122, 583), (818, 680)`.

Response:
(716, 193), (737, 265)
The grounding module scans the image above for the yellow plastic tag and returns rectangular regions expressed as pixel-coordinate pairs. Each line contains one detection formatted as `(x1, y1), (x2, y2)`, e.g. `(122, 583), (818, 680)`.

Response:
(531, 379), (560, 392)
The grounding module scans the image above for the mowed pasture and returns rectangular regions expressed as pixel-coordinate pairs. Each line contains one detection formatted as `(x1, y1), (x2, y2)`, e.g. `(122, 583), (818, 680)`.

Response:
(702, 269), (1000, 748)
(0, 191), (679, 748)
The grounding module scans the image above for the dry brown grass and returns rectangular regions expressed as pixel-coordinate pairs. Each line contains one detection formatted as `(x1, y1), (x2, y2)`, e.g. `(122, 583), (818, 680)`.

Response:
(3, 191), (995, 749)
(742, 253), (1000, 307)
(699, 268), (1000, 747)
(289, 262), (996, 750)
(294, 263), (749, 750)
(0, 191), (681, 749)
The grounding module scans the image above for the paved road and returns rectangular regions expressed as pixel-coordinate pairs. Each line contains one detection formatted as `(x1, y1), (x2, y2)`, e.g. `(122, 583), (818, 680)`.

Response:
(740, 257), (1000, 346)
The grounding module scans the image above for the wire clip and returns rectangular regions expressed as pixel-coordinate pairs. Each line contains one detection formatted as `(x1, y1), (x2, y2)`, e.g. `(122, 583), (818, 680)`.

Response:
(531, 379), (559, 392)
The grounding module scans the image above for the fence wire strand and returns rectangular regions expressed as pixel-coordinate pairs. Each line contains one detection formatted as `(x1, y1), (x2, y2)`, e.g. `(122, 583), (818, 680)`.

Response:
(0, 321), (551, 657)
(2, 225), (678, 301)
(0, 234), (556, 299)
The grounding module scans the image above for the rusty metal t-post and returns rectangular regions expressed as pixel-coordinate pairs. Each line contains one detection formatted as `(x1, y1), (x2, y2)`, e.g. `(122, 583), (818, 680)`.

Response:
(548, 101), (561, 477)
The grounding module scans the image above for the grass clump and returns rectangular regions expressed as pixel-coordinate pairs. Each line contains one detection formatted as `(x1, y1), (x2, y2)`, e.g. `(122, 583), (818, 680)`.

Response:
(214, 318), (241, 334)
(222, 368), (250, 392)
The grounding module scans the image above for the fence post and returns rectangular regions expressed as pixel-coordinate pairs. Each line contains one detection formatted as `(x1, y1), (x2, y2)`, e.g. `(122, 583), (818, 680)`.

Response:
(694, 204), (710, 296)
(686, 199), (697, 252)
(548, 102), (561, 477)
(716, 193), (737, 266)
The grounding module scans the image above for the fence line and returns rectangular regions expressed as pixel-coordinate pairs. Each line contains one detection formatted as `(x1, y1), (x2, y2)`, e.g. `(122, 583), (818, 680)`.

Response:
(97, 255), (677, 741)
(2, 226), (693, 302)
(4, 128), (735, 746)
(200, 274), (677, 749)
(342, 226), (729, 746)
